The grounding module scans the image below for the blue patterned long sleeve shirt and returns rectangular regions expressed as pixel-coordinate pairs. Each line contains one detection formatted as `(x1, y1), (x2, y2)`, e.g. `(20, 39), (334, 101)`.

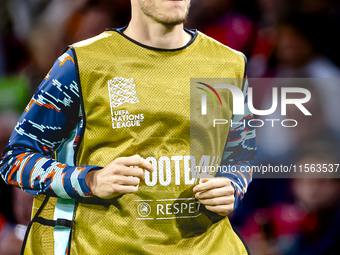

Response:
(0, 49), (256, 209)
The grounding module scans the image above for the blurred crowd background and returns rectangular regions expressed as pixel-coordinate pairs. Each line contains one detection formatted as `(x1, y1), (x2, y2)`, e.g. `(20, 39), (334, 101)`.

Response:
(1, 0), (340, 254)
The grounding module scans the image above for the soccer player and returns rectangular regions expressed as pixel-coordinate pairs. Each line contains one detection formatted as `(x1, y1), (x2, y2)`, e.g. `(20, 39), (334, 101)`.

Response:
(0, 0), (256, 254)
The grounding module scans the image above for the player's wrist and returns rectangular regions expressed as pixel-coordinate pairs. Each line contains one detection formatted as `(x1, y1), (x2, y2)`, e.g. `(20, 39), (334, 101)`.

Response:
(85, 170), (98, 196)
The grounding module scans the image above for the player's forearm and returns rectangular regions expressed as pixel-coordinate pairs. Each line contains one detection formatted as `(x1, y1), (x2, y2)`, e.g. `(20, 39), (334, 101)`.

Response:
(219, 127), (256, 209)
(0, 148), (97, 199)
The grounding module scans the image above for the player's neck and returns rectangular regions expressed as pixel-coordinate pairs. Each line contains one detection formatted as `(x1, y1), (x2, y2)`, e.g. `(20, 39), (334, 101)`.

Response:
(124, 16), (191, 49)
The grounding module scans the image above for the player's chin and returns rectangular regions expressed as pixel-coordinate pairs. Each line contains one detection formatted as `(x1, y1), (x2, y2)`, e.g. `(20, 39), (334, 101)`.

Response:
(162, 3), (189, 18)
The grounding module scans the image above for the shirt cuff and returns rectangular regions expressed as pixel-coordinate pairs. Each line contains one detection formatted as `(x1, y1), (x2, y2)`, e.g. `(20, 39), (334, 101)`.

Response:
(229, 180), (242, 211)
(67, 165), (102, 198)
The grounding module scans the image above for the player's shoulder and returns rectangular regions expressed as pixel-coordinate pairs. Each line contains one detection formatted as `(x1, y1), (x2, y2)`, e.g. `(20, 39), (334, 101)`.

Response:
(195, 30), (246, 63)
(72, 30), (119, 49)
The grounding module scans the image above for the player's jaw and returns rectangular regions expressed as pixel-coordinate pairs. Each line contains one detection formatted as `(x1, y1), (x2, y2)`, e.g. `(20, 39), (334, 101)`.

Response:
(138, 0), (191, 25)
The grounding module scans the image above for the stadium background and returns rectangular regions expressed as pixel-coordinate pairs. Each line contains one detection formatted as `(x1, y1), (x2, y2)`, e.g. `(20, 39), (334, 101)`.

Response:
(1, 0), (340, 254)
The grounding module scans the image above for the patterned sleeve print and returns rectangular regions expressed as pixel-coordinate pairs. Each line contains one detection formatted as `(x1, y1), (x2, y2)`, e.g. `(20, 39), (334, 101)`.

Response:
(0, 49), (99, 199)
(216, 77), (257, 210)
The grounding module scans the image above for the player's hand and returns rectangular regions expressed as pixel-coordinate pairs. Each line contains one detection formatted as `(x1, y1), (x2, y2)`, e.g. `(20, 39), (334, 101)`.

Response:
(193, 178), (235, 216)
(85, 155), (154, 199)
